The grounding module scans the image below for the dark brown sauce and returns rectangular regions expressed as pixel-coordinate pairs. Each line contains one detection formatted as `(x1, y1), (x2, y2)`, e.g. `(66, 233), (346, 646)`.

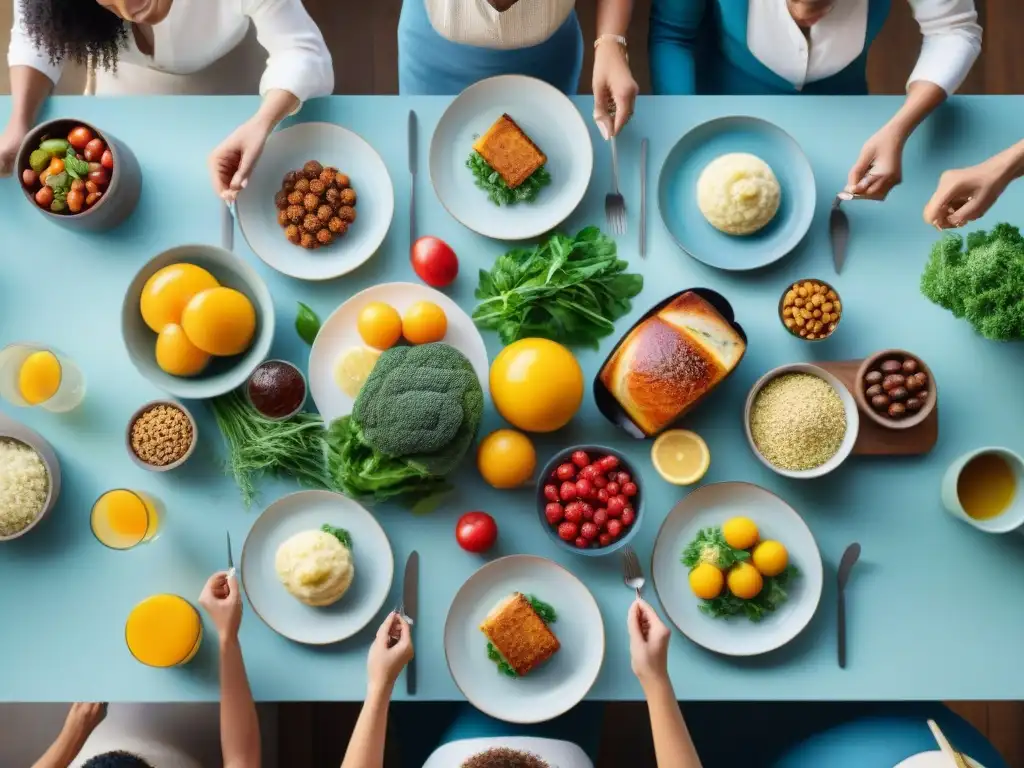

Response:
(247, 361), (306, 419)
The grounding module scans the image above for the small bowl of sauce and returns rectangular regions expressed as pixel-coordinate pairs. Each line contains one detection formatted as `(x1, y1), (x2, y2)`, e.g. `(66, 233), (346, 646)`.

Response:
(246, 360), (307, 421)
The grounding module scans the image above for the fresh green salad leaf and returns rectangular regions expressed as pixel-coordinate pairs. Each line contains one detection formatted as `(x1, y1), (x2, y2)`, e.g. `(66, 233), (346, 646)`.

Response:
(321, 524), (351, 549)
(473, 226), (643, 348)
(295, 302), (321, 346)
(487, 642), (518, 678)
(64, 149), (89, 181)
(681, 527), (749, 570)
(466, 150), (551, 206)
(527, 595), (557, 624)
(698, 565), (799, 623)
(45, 171), (70, 194)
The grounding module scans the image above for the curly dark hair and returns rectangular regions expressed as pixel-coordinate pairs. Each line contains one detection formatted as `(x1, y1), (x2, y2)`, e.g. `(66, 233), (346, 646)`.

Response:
(462, 747), (551, 768)
(81, 751), (155, 768)
(19, 0), (128, 69)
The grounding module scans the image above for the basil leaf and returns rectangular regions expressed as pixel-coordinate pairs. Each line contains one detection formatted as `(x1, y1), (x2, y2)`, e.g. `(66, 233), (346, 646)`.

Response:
(45, 171), (70, 193)
(64, 149), (89, 181)
(295, 302), (321, 346)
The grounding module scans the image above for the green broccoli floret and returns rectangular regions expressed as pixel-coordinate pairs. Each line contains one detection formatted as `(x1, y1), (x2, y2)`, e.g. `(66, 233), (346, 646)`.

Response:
(321, 524), (351, 548)
(921, 223), (1024, 341)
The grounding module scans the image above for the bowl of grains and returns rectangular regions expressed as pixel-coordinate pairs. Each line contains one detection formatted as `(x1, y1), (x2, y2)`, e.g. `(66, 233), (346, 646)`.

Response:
(126, 400), (197, 472)
(744, 363), (859, 479)
(778, 279), (842, 341)
(0, 413), (60, 541)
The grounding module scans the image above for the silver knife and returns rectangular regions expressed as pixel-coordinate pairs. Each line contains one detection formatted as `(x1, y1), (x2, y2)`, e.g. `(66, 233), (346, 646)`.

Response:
(221, 201), (235, 253)
(408, 110), (418, 249)
(403, 550), (419, 695)
(829, 196), (850, 274)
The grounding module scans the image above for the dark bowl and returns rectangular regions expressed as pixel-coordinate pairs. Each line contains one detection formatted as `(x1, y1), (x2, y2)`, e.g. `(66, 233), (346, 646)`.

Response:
(15, 117), (141, 231)
(536, 444), (644, 557)
(777, 278), (842, 342)
(854, 349), (937, 430)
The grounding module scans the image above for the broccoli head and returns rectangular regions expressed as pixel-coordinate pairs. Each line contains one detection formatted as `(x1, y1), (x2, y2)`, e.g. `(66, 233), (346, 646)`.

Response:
(921, 223), (1024, 341)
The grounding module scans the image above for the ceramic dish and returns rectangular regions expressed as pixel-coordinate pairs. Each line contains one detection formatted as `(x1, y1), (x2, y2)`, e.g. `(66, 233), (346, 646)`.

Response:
(124, 399), (198, 472)
(893, 752), (984, 768)
(854, 350), (937, 431)
(535, 445), (644, 557)
(430, 74), (593, 241)
(777, 278), (843, 342)
(444, 555), (605, 723)
(658, 116), (815, 271)
(744, 363), (859, 479)
(236, 122), (394, 281)
(594, 288), (747, 439)
(651, 482), (823, 656)
(121, 244), (275, 400)
(0, 411), (61, 542)
(241, 490), (394, 645)
(308, 281), (489, 424)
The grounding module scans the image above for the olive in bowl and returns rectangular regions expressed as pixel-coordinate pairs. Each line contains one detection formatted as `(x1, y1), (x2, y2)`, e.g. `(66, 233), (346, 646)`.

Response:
(15, 118), (141, 231)
(854, 350), (936, 430)
(537, 445), (643, 557)
(779, 279), (843, 341)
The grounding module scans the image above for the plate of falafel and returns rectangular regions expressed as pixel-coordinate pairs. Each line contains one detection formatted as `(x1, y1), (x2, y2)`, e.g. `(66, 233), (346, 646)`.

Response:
(236, 122), (394, 281)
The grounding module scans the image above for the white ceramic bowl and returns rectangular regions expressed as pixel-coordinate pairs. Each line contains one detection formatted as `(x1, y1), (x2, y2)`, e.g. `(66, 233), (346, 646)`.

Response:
(744, 362), (858, 479)
(0, 412), (61, 542)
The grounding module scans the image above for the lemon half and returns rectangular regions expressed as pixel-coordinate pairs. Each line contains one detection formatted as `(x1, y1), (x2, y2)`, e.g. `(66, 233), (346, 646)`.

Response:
(334, 346), (381, 398)
(651, 430), (710, 485)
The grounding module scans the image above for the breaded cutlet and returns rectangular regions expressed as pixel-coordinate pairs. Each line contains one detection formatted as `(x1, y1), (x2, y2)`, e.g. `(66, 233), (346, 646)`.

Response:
(479, 592), (559, 676)
(472, 114), (547, 190)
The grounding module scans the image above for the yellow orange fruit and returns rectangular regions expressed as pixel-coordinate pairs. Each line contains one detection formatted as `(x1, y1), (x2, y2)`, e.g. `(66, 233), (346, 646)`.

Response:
(751, 540), (789, 577)
(180, 287), (256, 357)
(477, 429), (537, 489)
(689, 562), (725, 600)
(727, 562), (764, 600)
(155, 323), (211, 377)
(722, 517), (759, 550)
(402, 301), (448, 345)
(489, 338), (583, 433)
(17, 350), (62, 405)
(140, 263), (220, 333)
(357, 302), (402, 350)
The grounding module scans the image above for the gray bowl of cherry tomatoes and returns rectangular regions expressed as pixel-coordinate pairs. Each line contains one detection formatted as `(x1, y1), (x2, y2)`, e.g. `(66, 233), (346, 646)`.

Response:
(537, 445), (643, 557)
(16, 118), (141, 231)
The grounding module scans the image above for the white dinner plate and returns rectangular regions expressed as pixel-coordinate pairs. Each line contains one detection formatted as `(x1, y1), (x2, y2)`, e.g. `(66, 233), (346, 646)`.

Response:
(444, 555), (605, 724)
(236, 122), (394, 281)
(430, 75), (593, 241)
(308, 281), (489, 425)
(894, 751), (984, 768)
(241, 490), (394, 645)
(652, 482), (823, 656)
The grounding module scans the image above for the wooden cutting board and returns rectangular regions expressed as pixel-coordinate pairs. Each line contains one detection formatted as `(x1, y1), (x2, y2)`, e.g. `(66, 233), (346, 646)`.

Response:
(819, 360), (938, 456)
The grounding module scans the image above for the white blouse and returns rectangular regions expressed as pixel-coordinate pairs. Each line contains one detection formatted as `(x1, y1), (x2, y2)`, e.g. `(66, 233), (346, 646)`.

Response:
(424, 0), (575, 49)
(8, 0), (334, 102)
(747, 0), (982, 94)
(424, 737), (594, 767)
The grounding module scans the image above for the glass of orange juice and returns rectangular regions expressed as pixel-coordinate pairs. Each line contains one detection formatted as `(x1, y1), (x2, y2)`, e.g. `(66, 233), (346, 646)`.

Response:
(0, 343), (85, 412)
(90, 489), (161, 550)
(125, 594), (203, 667)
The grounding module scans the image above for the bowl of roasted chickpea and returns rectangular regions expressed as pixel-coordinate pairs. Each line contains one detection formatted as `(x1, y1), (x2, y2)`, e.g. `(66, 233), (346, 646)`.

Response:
(778, 279), (843, 342)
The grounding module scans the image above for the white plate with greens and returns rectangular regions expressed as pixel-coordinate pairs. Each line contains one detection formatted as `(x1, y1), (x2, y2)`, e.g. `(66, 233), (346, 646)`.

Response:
(444, 555), (605, 724)
(652, 482), (823, 656)
(308, 282), (489, 425)
(241, 490), (393, 645)
(430, 75), (593, 241)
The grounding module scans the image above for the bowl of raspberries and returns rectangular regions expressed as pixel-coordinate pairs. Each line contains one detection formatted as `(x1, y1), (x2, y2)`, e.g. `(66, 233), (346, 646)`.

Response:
(537, 445), (643, 556)
(276, 160), (357, 250)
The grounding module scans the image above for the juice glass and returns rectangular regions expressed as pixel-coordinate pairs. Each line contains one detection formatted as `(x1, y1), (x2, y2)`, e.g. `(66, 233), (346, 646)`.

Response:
(0, 343), (85, 412)
(125, 594), (203, 667)
(91, 489), (161, 550)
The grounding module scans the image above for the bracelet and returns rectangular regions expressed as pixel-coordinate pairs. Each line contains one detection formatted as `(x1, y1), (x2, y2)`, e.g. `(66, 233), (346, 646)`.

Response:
(594, 34), (627, 50)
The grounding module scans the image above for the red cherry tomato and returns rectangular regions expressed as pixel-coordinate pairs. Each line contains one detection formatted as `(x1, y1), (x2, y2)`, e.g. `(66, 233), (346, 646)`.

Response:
(615, 472), (632, 485)
(455, 511), (498, 553)
(579, 465), (598, 482)
(605, 481), (620, 496)
(543, 483), (559, 502)
(574, 536), (590, 549)
(559, 481), (577, 502)
(606, 519), (624, 539)
(592, 474), (608, 490)
(607, 496), (626, 517)
(555, 463), (576, 481)
(580, 521), (599, 540)
(622, 482), (638, 497)
(596, 488), (610, 504)
(411, 236), (458, 287)
(570, 450), (590, 468)
(598, 455), (620, 472)
(83, 137), (106, 162)
(544, 502), (564, 525)
(580, 503), (595, 521)
(563, 503), (583, 524)
(599, 533), (613, 547)
(592, 508), (609, 528)
(87, 168), (110, 188)
(557, 521), (578, 541)
(574, 478), (592, 498)
(22, 168), (38, 188)
(100, 148), (114, 170)
(34, 186), (54, 208)
(67, 126), (94, 151)
(620, 507), (636, 527)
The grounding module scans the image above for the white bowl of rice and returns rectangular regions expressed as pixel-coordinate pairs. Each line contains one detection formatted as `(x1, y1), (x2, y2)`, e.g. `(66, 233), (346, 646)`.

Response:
(0, 415), (61, 541)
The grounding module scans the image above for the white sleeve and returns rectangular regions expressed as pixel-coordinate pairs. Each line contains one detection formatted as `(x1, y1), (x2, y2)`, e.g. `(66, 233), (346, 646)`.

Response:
(906, 0), (982, 95)
(243, 0), (334, 104)
(7, 0), (63, 84)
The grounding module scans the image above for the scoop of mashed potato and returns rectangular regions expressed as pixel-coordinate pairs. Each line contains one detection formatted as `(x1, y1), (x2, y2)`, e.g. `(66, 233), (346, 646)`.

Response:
(696, 153), (781, 236)
(275, 530), (354, 607)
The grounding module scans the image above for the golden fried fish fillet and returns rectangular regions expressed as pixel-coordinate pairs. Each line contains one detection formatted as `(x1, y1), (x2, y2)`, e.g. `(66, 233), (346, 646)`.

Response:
(472, 115), (547, 190)
(479, 592), (559, 676)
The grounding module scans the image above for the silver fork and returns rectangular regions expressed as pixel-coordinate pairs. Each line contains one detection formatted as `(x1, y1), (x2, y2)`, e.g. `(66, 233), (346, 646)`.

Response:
(602, 114), (626, 236)
(622, 546), (645, 600)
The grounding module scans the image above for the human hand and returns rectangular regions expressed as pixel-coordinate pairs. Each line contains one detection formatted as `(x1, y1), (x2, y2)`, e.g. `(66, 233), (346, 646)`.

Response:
(199, 570), (242, 642)
(592, 42), (638, 139)
(628, 598), (671, 688)
(845, 126), (905, 200)
(922, 156), (1014, 229)
(0, 118), (30, 177)
(366, 612), (413, 696)
(62, 702), (107, 740)
(208, 116), (271, 202)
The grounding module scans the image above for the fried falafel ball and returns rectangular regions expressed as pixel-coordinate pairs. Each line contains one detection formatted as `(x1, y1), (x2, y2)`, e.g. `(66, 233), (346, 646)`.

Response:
(319, 167), (337, 187)
(317, 204), (333, 223)
(339, 188), (357, 206)
(303, 214), (321, 233)
(334, 173), (351, 189)
(283, 170), (298, 187)
(287, 190), (304, 206)
(308, 179), (325, 195)
(277, 209), (289, 228)
(285, 224), (301, 244)
(294, 177), (310, 194)
(325, 187), (341, 206)
(316, 228), (333, 246)
(303, 193), (320, 212)
(275, 190), (289, 210)
(337, 206), (356, 223)
(300, 232), (318, 249)
(328, 217), (347, 235)
(303, 160), (323, 179)
(286, 204), (305, 224)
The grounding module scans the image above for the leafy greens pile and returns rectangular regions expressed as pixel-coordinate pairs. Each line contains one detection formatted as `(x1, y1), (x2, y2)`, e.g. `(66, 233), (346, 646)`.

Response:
(473, 227), (644, 348)
(920, 223), (1024, 341)
(681, 527), (799, 623)
(486, 595), (557, 678)
(466, 150), (551, 206)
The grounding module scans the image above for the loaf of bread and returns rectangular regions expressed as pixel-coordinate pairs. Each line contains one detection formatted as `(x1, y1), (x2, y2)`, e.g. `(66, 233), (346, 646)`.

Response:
(599, 292), (746, 435)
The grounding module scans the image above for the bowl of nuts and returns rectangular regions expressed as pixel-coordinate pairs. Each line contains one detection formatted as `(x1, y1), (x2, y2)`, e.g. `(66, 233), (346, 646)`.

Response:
(779, 279), (843, 341)
(126, 400), (197, 471)
(854, 350), (936, 430)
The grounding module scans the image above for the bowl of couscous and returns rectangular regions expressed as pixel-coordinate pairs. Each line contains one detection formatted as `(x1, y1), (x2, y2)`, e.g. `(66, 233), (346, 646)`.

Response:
(0, 413), (61, 541)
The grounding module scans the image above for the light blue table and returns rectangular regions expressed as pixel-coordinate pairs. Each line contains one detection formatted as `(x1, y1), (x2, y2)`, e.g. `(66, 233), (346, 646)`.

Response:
(2, 95), (1023, 703)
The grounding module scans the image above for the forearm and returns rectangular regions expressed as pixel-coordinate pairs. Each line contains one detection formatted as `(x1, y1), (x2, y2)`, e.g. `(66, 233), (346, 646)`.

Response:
(219, 637), (261, 768)
(643, 678), (702, 768)
(248, 89), (299, 133)
(597, 0), (634, 35)
(883, 81), (946, 142)
(7, 65), (53, 128)
(31, 728), (87, 768)
(340, 685), (392, 768)
(996, 139), (1024, 182)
